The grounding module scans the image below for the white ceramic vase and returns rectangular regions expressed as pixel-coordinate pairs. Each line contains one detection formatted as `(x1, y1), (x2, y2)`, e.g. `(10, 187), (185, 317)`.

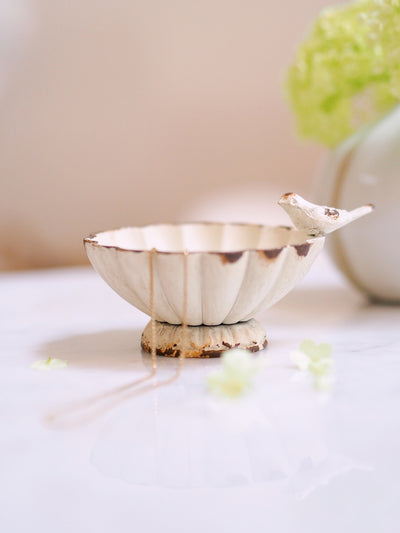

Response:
(315, 105), (400, 303)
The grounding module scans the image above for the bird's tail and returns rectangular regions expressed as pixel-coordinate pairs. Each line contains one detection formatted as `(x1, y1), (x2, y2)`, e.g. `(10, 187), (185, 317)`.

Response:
(348, 204), (375, 222)
(322, 203), (375, 235)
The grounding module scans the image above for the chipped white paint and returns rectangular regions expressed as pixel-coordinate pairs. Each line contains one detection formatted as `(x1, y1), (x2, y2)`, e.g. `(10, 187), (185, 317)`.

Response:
(84, 221), (324, 326)
(141, 318), (267, 358)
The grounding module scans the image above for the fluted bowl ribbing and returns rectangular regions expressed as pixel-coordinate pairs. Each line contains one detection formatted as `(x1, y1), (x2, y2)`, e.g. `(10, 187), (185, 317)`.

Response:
(84, 223), (324, 326)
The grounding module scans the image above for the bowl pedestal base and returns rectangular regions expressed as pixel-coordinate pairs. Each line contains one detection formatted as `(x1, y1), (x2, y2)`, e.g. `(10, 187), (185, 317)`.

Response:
(141, 319), (267, 358)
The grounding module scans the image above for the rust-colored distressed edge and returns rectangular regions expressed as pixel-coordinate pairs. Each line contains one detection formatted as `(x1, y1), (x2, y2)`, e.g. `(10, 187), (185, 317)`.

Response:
(141, 337), (268, 358)
(219, 251), (244, 264)
(84, 222), (320, 259)
(260, 248), (283, 260)
(281, 192), (294, 200)
(293, 243), (312, 257)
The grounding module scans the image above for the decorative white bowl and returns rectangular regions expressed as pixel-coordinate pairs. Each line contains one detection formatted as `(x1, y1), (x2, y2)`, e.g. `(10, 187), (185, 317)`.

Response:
(84, 222), (325, 326)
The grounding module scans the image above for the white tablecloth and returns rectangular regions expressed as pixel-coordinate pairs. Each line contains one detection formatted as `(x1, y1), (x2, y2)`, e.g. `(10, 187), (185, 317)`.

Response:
(1, 253), (399, 533)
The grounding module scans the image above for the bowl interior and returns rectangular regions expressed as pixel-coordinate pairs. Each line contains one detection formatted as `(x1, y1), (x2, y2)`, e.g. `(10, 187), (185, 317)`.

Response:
(88, 223), (314, 253)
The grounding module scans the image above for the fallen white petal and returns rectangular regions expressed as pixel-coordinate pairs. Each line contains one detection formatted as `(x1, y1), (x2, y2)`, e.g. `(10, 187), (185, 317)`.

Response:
(290, 350), (310, 371)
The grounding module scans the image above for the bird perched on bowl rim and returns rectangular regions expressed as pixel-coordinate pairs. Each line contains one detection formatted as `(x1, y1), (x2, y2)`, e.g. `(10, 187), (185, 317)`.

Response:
(278, 192), (374, 237)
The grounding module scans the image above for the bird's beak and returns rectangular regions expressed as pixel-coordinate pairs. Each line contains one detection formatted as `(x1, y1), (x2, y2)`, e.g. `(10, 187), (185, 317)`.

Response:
(278, 192), (295, 205)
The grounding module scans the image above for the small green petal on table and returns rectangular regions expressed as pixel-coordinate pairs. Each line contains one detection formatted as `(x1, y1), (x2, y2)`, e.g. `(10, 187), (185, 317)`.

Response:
(314, 373), (335, 392)
(207, 349), (266, 398)
(30, 357), (68, 371)
(309, 357), (334, 377)
(293, 340), (334, 390)
(299, 340), (332, 360)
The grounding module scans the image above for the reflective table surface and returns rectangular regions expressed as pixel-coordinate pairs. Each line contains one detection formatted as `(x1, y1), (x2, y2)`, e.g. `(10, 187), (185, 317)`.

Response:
(1, 253), (399, 532)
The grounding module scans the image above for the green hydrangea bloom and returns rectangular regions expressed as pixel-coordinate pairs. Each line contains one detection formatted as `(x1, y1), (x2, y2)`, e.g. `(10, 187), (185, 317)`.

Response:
(286, 0), (400, 147)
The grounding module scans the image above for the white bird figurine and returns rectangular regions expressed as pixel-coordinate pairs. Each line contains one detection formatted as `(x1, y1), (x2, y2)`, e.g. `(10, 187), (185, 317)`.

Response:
(278, 193), (374, 236)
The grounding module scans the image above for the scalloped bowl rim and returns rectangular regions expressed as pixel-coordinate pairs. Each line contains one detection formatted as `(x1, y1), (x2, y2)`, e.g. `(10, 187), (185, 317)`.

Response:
(83, 222), (323, 255)
(83, 222), (326, 325)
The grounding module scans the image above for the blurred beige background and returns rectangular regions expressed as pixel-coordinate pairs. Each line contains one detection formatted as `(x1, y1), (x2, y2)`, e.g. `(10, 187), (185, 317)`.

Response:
(0, 0), (331, 270)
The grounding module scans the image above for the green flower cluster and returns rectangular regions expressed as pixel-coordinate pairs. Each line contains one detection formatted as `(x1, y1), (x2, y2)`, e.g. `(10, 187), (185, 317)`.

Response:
(286, 0), (400, 147)
(291, 340), (334, 390)
(207, 349), (266, 398)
